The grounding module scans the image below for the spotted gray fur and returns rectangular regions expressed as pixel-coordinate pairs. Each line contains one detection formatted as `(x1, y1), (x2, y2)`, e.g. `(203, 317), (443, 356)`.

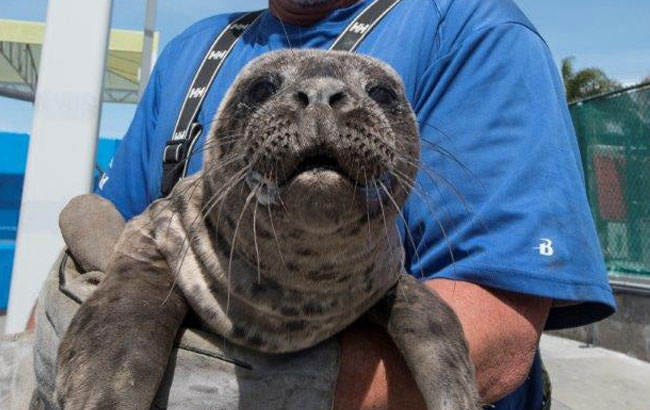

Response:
(55, 50), (480, 410)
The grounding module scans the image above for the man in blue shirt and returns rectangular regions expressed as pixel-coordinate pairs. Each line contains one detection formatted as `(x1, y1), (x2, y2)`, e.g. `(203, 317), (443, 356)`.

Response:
(98, 0), (616, 408)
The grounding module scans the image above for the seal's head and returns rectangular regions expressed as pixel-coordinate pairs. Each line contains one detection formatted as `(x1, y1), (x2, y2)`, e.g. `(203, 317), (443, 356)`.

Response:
(205, 50), (419, 234)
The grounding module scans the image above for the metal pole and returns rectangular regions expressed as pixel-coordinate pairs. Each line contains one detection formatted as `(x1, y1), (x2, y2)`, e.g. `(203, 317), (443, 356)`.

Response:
(5, 0), (114, 334)
(138, 0), (157, 99)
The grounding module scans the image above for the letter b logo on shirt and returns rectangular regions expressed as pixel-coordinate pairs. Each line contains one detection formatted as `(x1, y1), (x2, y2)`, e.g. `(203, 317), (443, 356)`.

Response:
(534, 239), (554, 256)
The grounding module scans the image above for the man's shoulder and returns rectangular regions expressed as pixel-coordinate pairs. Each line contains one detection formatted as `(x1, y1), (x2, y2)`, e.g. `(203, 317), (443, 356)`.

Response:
(432, 0), (534, 25)
(429, 0), (539, 49)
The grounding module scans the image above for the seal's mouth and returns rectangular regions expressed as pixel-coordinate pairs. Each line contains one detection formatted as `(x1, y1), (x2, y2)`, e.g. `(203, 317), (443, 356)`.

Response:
(245, 154), (349, 206)
(246, 159), (393, 206)
(245, 150), (396, 206)
(286, 153), (347, 182)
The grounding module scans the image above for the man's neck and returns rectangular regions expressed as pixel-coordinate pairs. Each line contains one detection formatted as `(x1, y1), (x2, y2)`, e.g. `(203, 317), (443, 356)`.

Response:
(269, 0), (361, 26)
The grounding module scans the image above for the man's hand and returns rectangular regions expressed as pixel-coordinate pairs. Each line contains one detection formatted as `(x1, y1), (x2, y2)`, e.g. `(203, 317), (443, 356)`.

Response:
(333, 279), (551, 409)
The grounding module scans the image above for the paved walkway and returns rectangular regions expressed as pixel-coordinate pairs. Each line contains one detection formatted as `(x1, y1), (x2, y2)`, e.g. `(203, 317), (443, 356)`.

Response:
(540, 334), (650, 410)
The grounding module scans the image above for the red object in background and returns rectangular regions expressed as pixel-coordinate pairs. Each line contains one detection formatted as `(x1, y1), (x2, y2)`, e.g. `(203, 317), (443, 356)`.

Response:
(593, 153), (627, 221)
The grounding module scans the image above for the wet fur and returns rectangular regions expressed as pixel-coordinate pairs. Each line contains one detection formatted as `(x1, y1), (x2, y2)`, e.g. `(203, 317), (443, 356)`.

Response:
(56, 50), (479, 409)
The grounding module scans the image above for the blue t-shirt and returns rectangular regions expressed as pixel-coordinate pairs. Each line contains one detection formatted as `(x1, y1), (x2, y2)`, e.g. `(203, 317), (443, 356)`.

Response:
(98, 0), (616, 407)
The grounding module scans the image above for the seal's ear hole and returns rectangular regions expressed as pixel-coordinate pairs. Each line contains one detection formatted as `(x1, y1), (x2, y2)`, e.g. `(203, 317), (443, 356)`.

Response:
(366, 84), (397, 106)
(248, 78), (279, 104)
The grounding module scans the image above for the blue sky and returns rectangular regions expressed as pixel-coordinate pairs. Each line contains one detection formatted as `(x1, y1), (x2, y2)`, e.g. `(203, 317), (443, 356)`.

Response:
(1, 0), (649, 137)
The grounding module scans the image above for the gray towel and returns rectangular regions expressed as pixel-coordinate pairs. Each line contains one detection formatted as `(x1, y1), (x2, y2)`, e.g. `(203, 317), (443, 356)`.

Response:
(0, 331), (37, 410)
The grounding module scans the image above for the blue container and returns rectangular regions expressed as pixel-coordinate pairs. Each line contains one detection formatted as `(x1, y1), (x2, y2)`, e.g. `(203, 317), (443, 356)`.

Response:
(0, 132), (120, 310)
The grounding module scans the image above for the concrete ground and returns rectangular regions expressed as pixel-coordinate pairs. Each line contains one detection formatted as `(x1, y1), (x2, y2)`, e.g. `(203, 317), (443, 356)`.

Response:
(541, 334), (650, 410)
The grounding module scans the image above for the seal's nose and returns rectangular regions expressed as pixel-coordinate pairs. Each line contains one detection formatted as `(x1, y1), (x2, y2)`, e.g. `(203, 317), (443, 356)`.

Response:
(295, 77), (348, 109)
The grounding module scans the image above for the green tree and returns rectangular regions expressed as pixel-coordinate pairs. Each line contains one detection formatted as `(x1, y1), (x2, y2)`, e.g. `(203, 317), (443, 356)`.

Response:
(561, 57), (621, 102)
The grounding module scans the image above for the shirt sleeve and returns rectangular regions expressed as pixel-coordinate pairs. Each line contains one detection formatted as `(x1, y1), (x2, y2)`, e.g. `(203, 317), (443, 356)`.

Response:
(402, 22), (615, 329)
(95, 46), (169, 220)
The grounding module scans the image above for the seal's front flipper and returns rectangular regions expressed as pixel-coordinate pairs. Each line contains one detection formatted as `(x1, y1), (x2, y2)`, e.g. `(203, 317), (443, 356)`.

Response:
(368, 274), (480, 410)
(55, 251), (188, 410)
(59, 194), (126, 273)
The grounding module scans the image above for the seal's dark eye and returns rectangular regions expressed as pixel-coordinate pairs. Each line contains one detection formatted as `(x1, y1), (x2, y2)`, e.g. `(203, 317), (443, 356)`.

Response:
(248, 78), (279, 104)
(367, 84), (397, 105)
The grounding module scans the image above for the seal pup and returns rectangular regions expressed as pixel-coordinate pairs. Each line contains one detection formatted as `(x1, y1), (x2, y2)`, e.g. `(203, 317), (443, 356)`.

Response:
(55, 50), (480, 409)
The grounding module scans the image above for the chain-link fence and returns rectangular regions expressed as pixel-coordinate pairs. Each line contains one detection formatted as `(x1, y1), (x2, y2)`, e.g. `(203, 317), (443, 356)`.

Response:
(570, 82), (650, 277)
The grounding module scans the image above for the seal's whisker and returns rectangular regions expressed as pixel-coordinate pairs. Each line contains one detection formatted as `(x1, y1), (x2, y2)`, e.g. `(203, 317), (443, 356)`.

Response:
(391, 120), (486, 192)
(266, 202), (291, 274)
(390, 172), (458, 279)
(349, 163), (361, 208)
(391, 166), (466, 259)
(159, 170), (239, 307)
(378, 178), (424, 281)
(226, 189), (257, 315)
(164, 168), (209, 241)
(150, 152), (245, 238)
(394, 154), (490, 238)
(373, 180), (392, 246)
(373, 180), (405, 287)
(170, 166), (250, 283)
(271, 160), (290, 214)
(392, 149), (474, 220)
(181, 159), (246, 240)
(363, 169), (373, 250)
(195, 97), (282, 132)
(174, 183), (245, 285)
(185, 134), (244, 156)
(199, 154), (247, 188)
(204, 167), (251, 230)
(277, 16), (293, 50)
(123, 169), (209, 246)
(252, 192), (262, 284)
(183, 138), (245, 166)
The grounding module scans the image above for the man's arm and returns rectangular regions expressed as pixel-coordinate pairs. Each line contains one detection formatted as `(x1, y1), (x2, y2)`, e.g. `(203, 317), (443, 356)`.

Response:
(333, 279), (551, 409)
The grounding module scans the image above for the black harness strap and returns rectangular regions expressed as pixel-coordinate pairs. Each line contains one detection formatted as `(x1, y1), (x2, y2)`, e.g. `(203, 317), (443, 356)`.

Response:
(161, 0), (402, 196)
(161, 11), (263, 196)
(329, 0), (401, 51)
